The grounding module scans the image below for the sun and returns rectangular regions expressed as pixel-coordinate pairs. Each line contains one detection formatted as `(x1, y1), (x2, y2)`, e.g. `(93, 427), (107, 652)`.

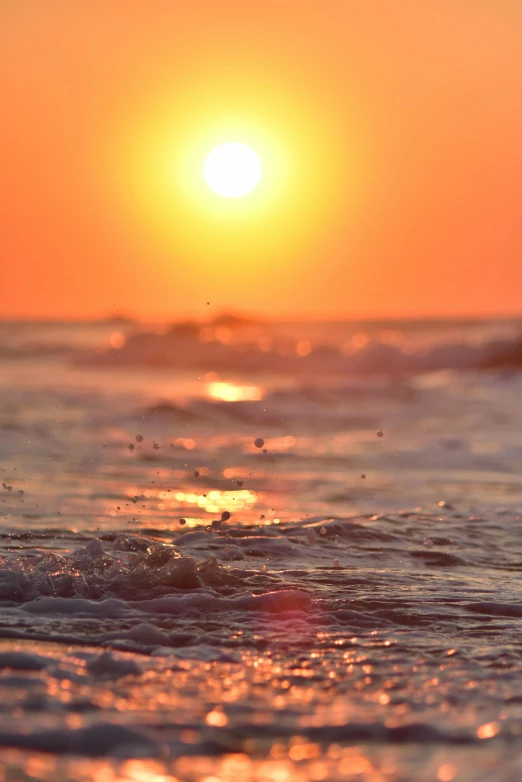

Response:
(204, 142), (262, 198)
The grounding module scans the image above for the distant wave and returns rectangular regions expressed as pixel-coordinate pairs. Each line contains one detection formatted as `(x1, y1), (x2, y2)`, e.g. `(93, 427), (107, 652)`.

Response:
(78, 326), (522, 375)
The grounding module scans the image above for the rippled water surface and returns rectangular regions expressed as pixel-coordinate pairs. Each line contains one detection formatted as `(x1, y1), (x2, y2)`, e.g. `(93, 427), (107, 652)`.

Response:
(1, 318), (522, 781)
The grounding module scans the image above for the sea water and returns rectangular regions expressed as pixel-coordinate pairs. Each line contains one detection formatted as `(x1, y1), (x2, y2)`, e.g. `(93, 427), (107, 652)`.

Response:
(1, 317), (522, 780)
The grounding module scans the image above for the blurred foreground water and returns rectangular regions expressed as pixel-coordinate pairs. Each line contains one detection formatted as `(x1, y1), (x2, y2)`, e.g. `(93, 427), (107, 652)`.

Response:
(1, 317), (522, 781)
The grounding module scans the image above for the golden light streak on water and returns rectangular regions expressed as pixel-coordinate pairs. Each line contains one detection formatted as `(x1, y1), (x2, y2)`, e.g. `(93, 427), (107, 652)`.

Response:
(174, 488), (258, 515)
(207, 381), (264, 402)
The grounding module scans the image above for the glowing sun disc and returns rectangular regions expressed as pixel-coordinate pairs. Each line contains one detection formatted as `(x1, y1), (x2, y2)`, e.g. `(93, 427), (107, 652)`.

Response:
(204, 142), (262, 198)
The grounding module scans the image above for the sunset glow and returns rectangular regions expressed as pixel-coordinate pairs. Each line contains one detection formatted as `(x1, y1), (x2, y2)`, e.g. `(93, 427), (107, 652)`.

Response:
(2, 2), (519, 319)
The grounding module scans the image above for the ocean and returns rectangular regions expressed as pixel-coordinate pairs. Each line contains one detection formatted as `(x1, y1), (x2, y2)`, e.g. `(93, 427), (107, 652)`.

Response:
(1, 316), (522, 781)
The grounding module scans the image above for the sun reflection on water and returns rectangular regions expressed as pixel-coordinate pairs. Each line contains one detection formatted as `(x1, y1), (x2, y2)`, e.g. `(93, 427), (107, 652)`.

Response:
(174, 488), (258, 515)
(207, 381), (265, 402)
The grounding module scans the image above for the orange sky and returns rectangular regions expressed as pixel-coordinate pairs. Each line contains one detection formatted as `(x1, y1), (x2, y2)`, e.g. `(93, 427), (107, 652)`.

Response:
(1, 0), (521, 321)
